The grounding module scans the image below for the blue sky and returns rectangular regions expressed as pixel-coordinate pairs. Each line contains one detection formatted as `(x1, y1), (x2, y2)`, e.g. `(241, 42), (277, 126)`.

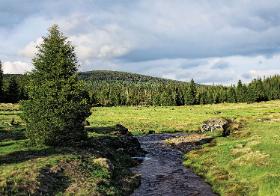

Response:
(1, 0), (280, 84)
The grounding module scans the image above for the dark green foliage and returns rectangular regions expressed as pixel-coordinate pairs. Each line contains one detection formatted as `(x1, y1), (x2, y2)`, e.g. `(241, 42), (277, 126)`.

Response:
(0, 61), (3, 102)
(3, 69), (280, 106)
(263, 75), (280, 100)
(79, 70), (176, 83)
(236, 80), (247, 102)
(7, 76), (20, 103)
(247, 79), (268, 103)
(227, 87), (237, 103)
(185, 79), (197, 105)
(197, 90), (207, 104)
(175, 88), (184, 106)
(2, 74), (28, 102)
(84, 74), (280, 106)
(21, 25), (91, 146)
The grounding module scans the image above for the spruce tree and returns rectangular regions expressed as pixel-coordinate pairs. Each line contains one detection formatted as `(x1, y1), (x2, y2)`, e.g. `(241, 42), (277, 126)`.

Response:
(227, 86), (237, 103)
(7, 76), (20, 103)
(21, 25), (91, 146)
(0, 61), (3, 102)
(236, 80), (247, 102)
(185, 79), (197, 105)
(247, 79), (268, 103)
(197, 91), (207, 104)
(175, 88), (184, 106)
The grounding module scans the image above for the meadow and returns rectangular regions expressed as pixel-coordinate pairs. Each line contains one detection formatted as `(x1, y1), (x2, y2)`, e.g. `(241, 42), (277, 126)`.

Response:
(0, 104), (140, 195)
(1, 100), (280, 195)
(89, 100), (280, 195)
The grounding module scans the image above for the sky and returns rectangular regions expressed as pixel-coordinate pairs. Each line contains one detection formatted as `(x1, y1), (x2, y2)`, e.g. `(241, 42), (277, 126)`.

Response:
(1, 0), (280, 84)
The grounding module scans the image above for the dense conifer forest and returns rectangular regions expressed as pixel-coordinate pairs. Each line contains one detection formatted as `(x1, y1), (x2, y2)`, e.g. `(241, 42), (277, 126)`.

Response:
(0, 68), (279, 106)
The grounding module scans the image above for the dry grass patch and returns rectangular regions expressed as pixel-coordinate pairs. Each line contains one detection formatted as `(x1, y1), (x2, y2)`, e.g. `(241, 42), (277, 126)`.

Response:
(230, 135), (269, 167)
(231, 151), (269, 167)
(165, 134), (213, 152)
(165, 134), (212, 145)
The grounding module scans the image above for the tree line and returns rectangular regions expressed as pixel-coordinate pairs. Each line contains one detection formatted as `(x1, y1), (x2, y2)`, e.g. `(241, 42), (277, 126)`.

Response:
(0, 63), (27, 103)
(1, 64), (279, 106)
(84, 75), (280, 106)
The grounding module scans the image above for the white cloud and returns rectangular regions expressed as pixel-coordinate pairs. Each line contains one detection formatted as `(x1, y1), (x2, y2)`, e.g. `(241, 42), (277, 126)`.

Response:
(3, 61), (32, 74)
(19, 37), (43, 58)
(69, 24), (133, 62)
(249, 69), (280, 78)
(1, 0), (280, 84)
(99, 54), (280, 85)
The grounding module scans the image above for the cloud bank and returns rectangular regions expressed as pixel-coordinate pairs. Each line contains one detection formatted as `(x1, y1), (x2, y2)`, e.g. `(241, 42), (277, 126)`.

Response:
(1, 0), (280, 83)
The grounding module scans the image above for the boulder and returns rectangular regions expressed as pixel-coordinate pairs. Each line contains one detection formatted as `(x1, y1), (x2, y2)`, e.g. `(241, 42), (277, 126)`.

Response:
(201, 118), (231, 136)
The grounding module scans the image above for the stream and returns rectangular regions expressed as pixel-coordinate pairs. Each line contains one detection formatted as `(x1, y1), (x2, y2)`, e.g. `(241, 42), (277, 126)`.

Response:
(131, 133), (216, 196)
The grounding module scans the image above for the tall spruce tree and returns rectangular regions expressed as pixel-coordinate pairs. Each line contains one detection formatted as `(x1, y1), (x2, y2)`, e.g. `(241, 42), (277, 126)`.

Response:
(0, 61), (3, 102)
(21, 25), (91, 146)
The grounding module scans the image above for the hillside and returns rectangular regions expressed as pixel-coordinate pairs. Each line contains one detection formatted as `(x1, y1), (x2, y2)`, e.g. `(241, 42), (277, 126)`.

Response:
(3, 70), (185, 87)
(2, 71), (280, 107)
(78, 70), (183, 83)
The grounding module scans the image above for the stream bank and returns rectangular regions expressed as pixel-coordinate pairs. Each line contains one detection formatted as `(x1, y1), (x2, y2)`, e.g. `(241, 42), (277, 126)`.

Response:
(131, 133), (216, 196)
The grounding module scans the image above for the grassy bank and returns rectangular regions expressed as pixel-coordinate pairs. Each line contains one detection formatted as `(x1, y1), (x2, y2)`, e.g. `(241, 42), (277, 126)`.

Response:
(90, 100), (280, 195)
(0, 104), (141, 195)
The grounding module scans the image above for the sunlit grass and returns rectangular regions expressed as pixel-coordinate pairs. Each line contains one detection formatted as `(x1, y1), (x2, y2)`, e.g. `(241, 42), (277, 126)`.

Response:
(90, 100), (280, 195)
(89, 100), (280, 134)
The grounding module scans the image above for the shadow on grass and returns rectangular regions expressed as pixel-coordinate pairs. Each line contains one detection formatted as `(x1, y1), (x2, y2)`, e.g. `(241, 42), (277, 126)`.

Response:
(0, 126), (26, 142)
(0, 126), (121, 166)
(0, 148), (57, 165)
(36, 166), (70, 195)
(0, 142), (15, 148)
(86, 126), (117, 134)
(0, 125), (144, 195)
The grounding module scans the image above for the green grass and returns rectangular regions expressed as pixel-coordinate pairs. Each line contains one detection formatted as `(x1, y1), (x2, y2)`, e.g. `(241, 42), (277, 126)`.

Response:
(89, 101), (280, 134)
(1, 101), (280, 195)
(0, 103), (140, 195)
(89, 100), (280, 195)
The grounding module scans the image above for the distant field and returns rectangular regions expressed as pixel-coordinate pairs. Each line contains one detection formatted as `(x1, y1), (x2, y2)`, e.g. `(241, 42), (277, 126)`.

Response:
(89, 100), (280, 134)
(90, 100), (280, 195)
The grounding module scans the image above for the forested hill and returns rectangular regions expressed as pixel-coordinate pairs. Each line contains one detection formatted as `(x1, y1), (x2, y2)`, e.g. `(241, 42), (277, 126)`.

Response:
(2, 70), (280, 106)
(3, 70), (181, 83)
(79, 70), (183, 83)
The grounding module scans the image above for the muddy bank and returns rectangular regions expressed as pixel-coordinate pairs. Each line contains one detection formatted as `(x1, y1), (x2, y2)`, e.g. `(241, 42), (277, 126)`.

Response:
(131, 133), (216, 196)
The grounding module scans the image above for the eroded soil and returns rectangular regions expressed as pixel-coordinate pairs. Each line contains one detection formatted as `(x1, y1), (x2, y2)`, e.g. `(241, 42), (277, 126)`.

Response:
(131, 133), (216, 196)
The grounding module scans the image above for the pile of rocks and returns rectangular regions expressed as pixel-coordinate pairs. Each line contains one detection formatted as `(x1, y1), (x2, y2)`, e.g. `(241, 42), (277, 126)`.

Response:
(201, 118), (231, 136)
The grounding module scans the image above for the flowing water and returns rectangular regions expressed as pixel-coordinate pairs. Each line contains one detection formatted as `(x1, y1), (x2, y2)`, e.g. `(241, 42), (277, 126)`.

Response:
(131, 133), (216, 196)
